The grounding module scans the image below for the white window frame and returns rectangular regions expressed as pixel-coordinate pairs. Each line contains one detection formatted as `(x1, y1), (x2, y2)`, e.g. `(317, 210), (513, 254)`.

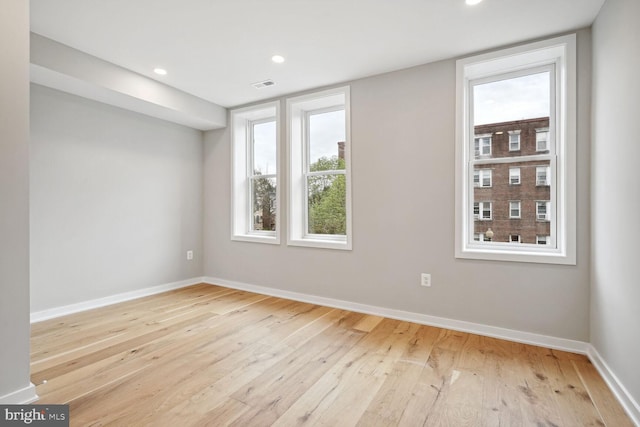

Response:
(474, 134), (492, 157)
(509, 201), (521, 219)
(508, 130), (521, 151)
(455, 34), (577, 265)
(536, 165), (550, 186)
(231, 101), (281, 244)
(287, 86), (352, 250)
(474, 201), (492, 220)
(473, 169), (492, 187)
(536, 128), (549, 152)
(509, 167), (521, 185)
(536, 201), (551, 221)
(509, 234), (521, 243)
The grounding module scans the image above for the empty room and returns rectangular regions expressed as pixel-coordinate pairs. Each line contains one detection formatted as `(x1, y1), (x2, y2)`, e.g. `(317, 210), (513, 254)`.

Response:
(1, 0), (639, 425)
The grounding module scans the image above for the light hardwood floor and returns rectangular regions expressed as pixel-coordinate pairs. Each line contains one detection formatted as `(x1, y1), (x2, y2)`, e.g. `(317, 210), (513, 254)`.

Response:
(31, 284), (633, 426)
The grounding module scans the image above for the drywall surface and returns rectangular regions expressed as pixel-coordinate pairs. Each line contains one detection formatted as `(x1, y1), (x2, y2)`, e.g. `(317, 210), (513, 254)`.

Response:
(30, 85), (204, 312)
(591, 0), (640, 408)
(204, 30), (592, 341)
(0, 1), (33, 402)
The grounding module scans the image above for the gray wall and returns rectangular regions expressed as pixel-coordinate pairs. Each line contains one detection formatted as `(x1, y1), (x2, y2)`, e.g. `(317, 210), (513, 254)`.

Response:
(591, 0), (640, 406)
(0, 1), (32, 402)
(204, 29), (593, 341)
(30, 85), (204, 312)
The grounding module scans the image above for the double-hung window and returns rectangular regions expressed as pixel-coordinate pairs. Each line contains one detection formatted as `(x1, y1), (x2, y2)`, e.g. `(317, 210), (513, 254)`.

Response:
(509, 167), (521, 185)
(509, 201), (521, 219)
(536, 128), (549, 152)
(287, 87), (352, 250)
(474, 169), (492, 187)
(536, 166), (550, 186)
(509, 131), (521, 151)
(474, 135), (491, 157)
(231, 102), (281, 243)
(536, 201), (551, 221)
(455, 34), (576, 264)
(474, 202), (492, 220)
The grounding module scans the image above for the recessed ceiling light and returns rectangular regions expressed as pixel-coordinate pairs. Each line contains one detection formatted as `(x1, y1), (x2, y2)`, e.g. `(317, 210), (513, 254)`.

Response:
(466, 0), (482, 5)
(271, 55), (285, 64)
(153, 68), (167, 76)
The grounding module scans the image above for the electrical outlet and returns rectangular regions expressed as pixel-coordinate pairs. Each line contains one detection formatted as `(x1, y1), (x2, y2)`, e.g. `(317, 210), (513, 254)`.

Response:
(186, 250), (194, 261)
(421, 273), (431, 287)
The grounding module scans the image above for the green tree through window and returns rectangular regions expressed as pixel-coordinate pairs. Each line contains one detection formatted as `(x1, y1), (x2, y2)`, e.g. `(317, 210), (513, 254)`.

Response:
(307, 156), (346, 235)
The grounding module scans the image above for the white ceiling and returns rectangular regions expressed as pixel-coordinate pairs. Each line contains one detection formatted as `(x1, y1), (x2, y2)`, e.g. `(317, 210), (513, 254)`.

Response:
(30, 0), (605, 109)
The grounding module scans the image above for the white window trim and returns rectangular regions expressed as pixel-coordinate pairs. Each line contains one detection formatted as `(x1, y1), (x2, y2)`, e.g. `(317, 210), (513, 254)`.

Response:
(509, 201), (521, 219)
(474, 134), (492, 157)
(474, 201), (492, 220)
(536, 128), (550, 152)
(230, 101), (281, 244)
(474, 169), (492, 188)
(455, 34), (577, 265)
(509, 167), (521, 185)
(509, 234), (522, 243)
(287, 86), (352, 250)
(536, 165), (550, 186)
(508, 130), (521, 151)
(536, 201), (551, 222)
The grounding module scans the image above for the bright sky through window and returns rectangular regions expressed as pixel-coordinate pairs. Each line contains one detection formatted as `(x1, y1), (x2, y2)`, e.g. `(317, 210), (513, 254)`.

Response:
(253, 121), (276, 174)
(473, 72), (550, 125)
(309, 110), (345, 163)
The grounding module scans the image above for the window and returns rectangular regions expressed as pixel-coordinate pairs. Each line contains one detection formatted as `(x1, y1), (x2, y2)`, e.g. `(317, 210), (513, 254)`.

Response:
(474, 135), (491, 157)
(536, 201), (550, 221)
(509, 201), (521, 219)
(474, 169), (492, 187)
(455, 34), (577, 265)
(509, 131), (521, 151)
(536, 128), (549, 151)
(509, 167), (521, 185)
(474, 202), (492, 220)
(509, 234), (521, 243)
(536, 166), (550, 186)
(231, 101), (281, 244)
(287, 87), (352, 250)
(537, 235), (549, 245)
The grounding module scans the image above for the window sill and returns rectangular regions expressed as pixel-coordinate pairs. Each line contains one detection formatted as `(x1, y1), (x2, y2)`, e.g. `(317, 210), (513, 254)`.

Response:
(287, 237), (351, 251)
(456, 245), (575, 265)
(232, 233), (280, 245)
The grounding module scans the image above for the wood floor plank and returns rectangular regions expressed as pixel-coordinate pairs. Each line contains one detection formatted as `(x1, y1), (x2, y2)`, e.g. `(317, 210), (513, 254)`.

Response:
(29, 284), (633, 427)
(536, 346), (607, 426)
(572, 359), (635, 427)
(357, 324), (441, 426)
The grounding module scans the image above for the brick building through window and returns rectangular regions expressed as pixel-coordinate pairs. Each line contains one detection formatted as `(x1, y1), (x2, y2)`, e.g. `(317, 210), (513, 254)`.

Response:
(473, 117), (551, 244)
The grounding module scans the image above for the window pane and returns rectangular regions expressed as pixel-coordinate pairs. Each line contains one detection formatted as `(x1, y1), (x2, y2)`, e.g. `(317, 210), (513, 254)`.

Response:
(510, 167), (521, 185)
(510, 201), (520, 218)
(471, 70), (552, 245)
(252, 120), (276, 175)
(251, 177), (276, 231)
(536, 129), (549, 151)
(473, 72), (550, 125)
(309, 109), (346, 171)
(307, 174), (346, 235)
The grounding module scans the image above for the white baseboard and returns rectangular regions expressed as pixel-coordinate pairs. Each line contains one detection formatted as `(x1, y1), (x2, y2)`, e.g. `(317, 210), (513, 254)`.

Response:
(202, 276), (589, 354)
(587, 345), (640, 426)
(30, 277), (205, 323)
(0, 383), (38, 404)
